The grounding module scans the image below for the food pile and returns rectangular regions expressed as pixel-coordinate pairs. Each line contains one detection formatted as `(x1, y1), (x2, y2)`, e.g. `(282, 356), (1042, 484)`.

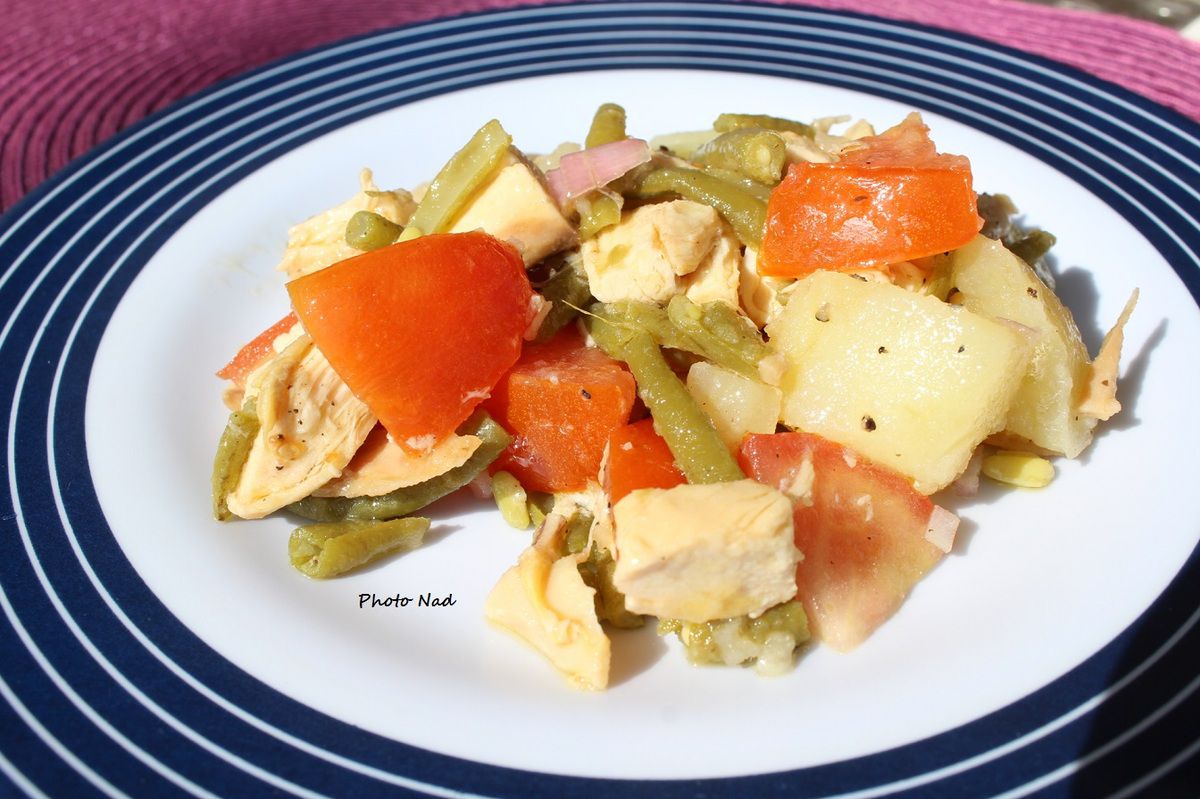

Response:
(211, 104), (1137, 690)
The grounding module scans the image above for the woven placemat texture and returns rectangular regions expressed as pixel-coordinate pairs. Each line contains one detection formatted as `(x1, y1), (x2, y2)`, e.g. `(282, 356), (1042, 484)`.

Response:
(3, 0), (1199, 211)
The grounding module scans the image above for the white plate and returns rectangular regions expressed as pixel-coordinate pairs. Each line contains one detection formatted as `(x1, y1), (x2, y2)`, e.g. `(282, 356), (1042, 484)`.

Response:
(4, 4), (1200, 797)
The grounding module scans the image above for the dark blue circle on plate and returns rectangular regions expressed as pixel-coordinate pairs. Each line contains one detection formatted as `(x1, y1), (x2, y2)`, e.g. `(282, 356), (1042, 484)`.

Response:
(1, 2), (1198, 797)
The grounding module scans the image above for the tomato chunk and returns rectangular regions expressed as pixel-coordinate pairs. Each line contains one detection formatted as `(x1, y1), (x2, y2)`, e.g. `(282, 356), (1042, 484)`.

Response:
(484, 328), (636, 493)
(740, 431), (948, 651)
(287, 232), (532, 451)
(605, 418), (686, 504)
(760, 113), (982, 277)
(216, 311), (298, 386)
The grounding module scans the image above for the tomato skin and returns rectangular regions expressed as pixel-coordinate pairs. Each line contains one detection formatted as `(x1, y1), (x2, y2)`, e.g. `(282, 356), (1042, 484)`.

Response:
(216, 311), (298, 386)
(287, 232), (532, 451)
(484, 328), (636, 493)
(759, 113), (982, 278)
(605, 418), (686, 504)
(740, 431), (945, 651)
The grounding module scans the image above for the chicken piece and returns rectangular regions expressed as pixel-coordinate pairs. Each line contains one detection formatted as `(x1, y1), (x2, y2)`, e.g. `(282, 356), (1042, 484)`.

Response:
(226, 335), (375, 519)
(581, 200), (739, 304)
(682, 221), (742, 308)
(448, 153), (576, 265)
(485, 513), (611, 690)
(312, 425), (481, 498)
(778, 117), (876, 166)
(738, 248), (792, 328)
(277, 169), (416, 280)
(1078, 289), (1139, 421)
(611, 480), (799, 623)
(222, 320), (307, 411)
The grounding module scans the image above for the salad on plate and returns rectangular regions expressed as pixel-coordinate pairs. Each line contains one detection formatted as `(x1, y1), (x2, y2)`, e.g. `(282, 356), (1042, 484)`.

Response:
(210, 103), (1137, 691)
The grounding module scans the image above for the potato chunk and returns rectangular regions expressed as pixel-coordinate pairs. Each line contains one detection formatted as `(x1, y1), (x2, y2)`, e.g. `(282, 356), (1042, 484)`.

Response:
(950, 235), (1096, 456)
(612, 480), (799, 622)
(767, 271), (1029, 494)
(686, 361), (782, 451)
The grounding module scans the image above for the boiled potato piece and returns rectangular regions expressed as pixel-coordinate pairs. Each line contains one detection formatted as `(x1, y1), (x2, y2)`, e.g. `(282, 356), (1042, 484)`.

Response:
(767, 271), (1029, 494)
(950, 235), (1094, 457)
(686, 361), (782, 451)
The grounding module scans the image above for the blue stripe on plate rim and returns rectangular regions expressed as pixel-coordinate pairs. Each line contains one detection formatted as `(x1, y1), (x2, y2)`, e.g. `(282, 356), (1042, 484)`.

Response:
(0, 1), (1197, 796)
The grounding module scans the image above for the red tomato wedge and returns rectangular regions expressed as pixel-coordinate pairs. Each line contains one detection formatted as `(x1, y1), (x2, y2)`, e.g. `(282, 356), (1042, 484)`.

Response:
(287, 232), (532, 452)
(759, 113), (982, 277)
(216, 311), (298, 387)
(605, 418), (686, 504)
(739, 431), (948, 652)
(484, 327), (636, 493)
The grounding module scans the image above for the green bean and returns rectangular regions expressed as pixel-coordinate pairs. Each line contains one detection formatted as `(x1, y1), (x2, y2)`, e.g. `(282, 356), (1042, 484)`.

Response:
(527, 491), (553, 528)
(694, 129), (786, 186)
(698, 166), (772, 202)
(976, 193), (1058, 287)
(601, 299), (767, 380)
(658, 599), (808, 666)
(665, 296), (768, 380)
(564, 508), (594, 555)
(629, 167), (766, 249)
(491, 471), (531, 529)
(585, 103), (627, 148)
(576, 194), (622, 240)
(533, 252), (592, 343)
(345, 210), (402, 251)
(599, 301), (688, 351)
(1008, 230), (1057, 268)
(713, 112), (814, 138)
(587, 309), (743, 484)
(287, 411), (511, 521)
(398, 119), (513, 241)
(211, 398), (259, 521)
(578, 546), (644, 629)
(289, 517), (429, 578)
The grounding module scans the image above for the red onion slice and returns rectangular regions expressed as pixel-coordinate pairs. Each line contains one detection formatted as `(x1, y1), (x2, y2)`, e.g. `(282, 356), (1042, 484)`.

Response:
(545, 138), (651, 205)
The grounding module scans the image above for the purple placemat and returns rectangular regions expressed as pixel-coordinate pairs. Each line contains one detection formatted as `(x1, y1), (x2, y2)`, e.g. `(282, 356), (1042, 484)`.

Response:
(3, 0), (1199, 212)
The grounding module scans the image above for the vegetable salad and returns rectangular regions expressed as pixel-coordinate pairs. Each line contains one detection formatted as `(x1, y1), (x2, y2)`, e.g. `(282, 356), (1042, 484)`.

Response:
(212, 104), (1137, 690)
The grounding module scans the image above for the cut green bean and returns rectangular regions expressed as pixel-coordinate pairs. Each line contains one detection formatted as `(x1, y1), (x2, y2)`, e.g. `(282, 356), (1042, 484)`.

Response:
(585, 103), (627, 148)
(491, 471), (531, 529)
(698, 166), (773, 202)
(694, 129), (787, 186)
(211, 398), (259, 521)
(578, 545), (644, 629)
(713, 112), (814, 138)
(1008, 230), (1057, 268)
(658, 599), (808, 667)
(534, 252), (592, 343)
(576, 194), (623, 240)
(600, 301), (688, 351)
(665, 296), (768, 380)
(564, 508), (594, 555)
(289, 517), (429, 578)
(601, 299), (767, 380)
(398, 119), (513, 241)
(630, 167), (766, 249)
(287, 411), (511, 522)
(345, 210), (402, 251)
(587, 309), (744, 484)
